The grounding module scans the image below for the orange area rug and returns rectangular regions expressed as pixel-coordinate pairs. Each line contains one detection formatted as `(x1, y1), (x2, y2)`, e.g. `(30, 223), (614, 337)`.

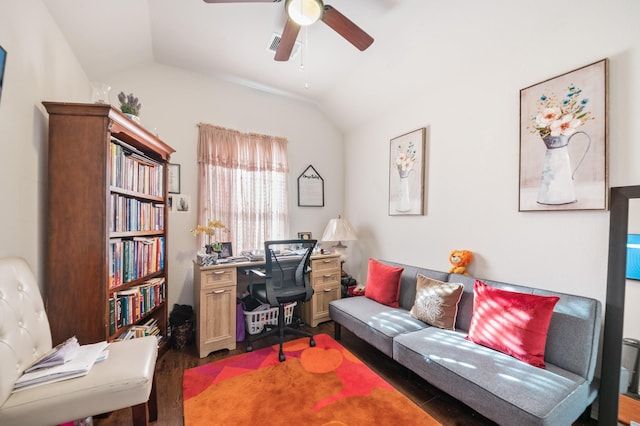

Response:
(183, 333), (441, 425)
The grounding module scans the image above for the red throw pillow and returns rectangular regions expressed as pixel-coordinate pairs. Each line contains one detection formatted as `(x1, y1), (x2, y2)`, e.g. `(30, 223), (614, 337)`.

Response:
(467, 280), (559, 368)
(364, 259), (404, 307)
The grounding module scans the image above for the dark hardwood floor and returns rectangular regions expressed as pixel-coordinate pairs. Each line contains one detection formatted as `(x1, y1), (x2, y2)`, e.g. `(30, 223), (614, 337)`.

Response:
(94, 321), (597, 426)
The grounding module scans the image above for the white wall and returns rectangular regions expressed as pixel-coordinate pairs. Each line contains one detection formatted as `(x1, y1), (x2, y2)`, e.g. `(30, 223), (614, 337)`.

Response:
(341, 0), (640, 318)
(0, 0), (90, 282)
(105, 64), (343, 307)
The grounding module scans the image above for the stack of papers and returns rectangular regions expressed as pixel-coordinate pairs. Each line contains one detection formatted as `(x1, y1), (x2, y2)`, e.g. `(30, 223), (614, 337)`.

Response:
(24, 335), (80, 373)
(13, 340), (109, 392)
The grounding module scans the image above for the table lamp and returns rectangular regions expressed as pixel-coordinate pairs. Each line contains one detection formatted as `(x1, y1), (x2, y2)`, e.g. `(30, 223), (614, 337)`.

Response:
(321, 215), (357, 275)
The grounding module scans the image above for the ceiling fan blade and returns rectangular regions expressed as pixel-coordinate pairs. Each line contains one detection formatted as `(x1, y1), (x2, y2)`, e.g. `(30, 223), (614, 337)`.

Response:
(275, 19), (301, 61)
(203, 0), (281, 3)
(321, 5), (374, 51)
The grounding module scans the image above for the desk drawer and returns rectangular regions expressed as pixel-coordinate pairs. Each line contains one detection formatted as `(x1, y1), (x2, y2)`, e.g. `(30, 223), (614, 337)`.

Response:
(201, 268), (236, 289)
(304, 280), (341, 327)
(312, 268), (341, 287)
(311, 257), (340, 273)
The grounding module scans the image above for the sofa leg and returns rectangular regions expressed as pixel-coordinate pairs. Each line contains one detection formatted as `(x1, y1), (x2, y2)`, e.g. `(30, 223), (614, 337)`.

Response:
(131, 402), (149, 426)
(335, 322), (341, 340)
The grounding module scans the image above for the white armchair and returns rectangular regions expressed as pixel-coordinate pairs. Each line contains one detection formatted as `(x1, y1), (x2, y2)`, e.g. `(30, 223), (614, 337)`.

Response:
(0, 257), (158, 426)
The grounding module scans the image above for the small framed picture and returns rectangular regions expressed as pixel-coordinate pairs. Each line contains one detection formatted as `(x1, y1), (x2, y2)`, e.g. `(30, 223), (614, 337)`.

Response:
(168, 163), (181, 194)
(297, 232), (312, 240)
(176, 194), (190, 212)
(220, 242), (233, 258)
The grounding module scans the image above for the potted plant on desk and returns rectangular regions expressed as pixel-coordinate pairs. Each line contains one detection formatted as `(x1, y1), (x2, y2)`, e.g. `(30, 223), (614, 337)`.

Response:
(190, 220), (229, 265)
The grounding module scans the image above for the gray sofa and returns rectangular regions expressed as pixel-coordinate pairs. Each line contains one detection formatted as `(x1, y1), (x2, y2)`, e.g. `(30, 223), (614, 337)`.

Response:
(329, 260), (602, 426)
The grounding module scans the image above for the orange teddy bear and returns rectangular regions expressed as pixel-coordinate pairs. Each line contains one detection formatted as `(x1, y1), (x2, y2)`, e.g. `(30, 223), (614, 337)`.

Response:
(449, 250), (473, 275)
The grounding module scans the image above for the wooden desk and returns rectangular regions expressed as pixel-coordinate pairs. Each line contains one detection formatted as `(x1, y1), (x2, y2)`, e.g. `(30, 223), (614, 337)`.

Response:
(193, 253), (341, 358)
(620, 394), (640, 425)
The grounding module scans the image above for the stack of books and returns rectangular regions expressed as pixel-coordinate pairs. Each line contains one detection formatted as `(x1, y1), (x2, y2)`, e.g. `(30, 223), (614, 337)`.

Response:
(114, 317), (162, 342)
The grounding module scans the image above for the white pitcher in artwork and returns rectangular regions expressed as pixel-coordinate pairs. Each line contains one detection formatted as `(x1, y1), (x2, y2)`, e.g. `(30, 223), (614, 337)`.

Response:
(537, 131), (591, 205)
(394, 140), (417, 212)
(528, 84), (595, 206)
(397, 169), (412, 212)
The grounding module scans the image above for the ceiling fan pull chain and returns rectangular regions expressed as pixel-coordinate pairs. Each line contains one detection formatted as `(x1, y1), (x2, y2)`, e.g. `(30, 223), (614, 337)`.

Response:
(299, 26), (306, 71)
(302, 26), (310, 90)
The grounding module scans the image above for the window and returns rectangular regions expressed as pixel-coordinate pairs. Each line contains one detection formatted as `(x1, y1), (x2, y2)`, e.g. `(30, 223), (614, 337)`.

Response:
(197, 124), (289, 253)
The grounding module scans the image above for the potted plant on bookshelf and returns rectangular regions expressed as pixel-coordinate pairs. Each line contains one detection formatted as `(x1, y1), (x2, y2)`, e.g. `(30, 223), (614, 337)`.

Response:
(117, 91), (142, 123)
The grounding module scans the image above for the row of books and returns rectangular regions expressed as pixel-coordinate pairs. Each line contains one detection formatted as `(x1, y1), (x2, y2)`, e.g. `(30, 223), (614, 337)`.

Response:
(109, 277), (166, 335)
(110, 193), (165, 233)
(109, 237), (165, 288)
(114, 317), (162, 341)
(110, 138), (164, 197)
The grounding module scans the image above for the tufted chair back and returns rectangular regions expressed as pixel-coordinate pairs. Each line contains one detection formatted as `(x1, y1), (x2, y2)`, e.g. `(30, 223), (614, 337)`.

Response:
(0, 257), (52, 406)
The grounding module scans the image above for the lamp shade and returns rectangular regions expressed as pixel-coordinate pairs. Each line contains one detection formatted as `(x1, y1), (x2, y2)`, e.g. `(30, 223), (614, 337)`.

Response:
(286, 0), (323, 26)
(322, 215), (357, 242)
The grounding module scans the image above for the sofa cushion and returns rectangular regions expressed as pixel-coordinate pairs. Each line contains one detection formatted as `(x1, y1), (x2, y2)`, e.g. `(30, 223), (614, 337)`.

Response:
(393, 327), (598, 426)
(409, 275), (463, 330)
(329, 296), (427, 357)
(467, 280), (559, 368)
(364, 259), (403, 307)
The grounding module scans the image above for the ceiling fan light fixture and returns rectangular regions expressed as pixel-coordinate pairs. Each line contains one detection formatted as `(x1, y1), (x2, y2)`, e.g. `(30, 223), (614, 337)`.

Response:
(286, 0), (323, 26)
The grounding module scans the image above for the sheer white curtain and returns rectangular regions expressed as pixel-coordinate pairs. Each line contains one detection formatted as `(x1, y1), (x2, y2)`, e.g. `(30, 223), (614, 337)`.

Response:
(197, 123), (289, 254)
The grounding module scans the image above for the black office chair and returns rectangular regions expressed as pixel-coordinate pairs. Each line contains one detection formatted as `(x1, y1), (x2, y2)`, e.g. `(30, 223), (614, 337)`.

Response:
(246, 239), (317, 361)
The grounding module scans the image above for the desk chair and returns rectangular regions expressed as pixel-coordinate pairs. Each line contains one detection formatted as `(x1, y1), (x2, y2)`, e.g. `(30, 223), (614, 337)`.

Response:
(0, 257), (158, 426)
(246, 239), (317, 361)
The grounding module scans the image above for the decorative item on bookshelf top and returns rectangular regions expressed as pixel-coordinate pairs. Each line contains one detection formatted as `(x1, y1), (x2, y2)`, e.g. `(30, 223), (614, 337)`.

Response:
(118, 91), (142, 123)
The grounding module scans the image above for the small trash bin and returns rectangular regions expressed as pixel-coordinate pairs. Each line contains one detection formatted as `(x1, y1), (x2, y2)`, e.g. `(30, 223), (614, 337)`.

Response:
(622, 337), (640, 393)
(169, 304), (194, 349)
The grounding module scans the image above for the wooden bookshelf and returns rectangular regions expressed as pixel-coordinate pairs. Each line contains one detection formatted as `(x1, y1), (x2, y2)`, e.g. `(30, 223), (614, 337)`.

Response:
(43, 102), (175, 351)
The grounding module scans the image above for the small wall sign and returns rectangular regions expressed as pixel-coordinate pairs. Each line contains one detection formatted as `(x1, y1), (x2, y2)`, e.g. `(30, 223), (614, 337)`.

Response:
(297, 165), (324, 207)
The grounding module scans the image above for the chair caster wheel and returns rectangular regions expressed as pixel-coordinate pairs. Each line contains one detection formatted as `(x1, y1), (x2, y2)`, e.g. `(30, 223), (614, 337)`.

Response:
(247, 344), (253, 352)
(279, 352), (286, 362)
(310, 337), (316, 347)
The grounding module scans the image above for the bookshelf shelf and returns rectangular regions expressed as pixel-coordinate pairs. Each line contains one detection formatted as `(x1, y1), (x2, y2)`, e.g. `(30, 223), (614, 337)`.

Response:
(110, 186), (165, 201)
(43, 101), (175, 350)
(110, 230), (166, 238)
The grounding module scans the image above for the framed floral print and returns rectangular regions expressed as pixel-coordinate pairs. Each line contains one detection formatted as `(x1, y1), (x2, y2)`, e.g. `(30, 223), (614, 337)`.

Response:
(519, 59), (608, 211)
(389, 127), (426, 216)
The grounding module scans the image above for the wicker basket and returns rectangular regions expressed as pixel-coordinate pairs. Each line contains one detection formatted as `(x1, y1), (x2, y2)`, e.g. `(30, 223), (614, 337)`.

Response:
(243, 302), (297, 335)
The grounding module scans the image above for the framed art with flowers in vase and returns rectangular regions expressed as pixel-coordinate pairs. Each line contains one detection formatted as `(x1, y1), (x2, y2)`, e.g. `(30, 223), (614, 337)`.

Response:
(519, 59), (608, 212)
(389, 127), (426, 216)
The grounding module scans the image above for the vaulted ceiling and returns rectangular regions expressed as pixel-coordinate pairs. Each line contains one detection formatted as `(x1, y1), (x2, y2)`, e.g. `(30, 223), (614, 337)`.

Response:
(42, 0), (416, 129)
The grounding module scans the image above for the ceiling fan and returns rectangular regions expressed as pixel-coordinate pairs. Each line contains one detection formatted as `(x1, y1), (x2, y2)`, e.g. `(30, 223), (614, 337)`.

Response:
(203, 0), (374, 61)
